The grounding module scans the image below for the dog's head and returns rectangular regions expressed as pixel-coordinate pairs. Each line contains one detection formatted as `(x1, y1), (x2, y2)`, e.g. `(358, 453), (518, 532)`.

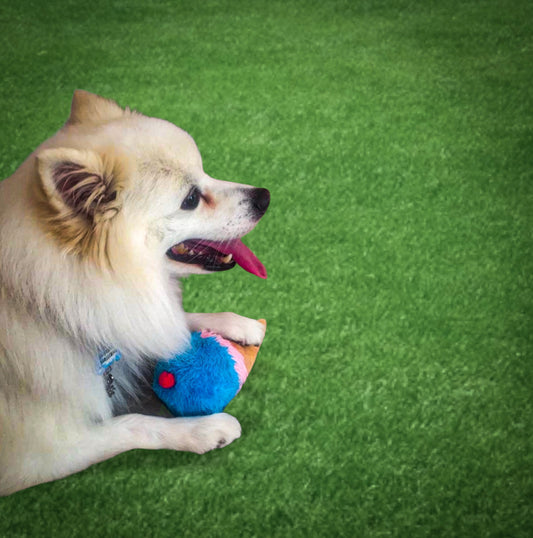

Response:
(35, 90), (270, 280)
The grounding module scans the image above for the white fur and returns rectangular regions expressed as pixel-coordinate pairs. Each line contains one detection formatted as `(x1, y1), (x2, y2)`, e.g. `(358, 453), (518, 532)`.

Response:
(0, 91), (267, 495)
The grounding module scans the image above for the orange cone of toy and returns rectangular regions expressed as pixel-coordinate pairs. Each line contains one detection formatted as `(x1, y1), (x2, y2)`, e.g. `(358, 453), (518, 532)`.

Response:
(231, 319), (266, 374)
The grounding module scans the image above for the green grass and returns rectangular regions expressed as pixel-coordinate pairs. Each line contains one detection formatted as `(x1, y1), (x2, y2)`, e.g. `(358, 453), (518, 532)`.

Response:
(1, 0), (532, 536)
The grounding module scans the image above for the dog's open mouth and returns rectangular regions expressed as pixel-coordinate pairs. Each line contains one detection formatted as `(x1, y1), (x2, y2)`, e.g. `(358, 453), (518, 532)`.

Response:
(166, 238), (267, 279)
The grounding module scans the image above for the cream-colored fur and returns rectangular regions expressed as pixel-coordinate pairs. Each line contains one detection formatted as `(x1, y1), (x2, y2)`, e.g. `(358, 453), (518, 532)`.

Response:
(0, 91), (268, 495)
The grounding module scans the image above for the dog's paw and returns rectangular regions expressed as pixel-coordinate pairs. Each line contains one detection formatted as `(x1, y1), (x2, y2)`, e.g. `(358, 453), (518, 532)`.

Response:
(216, 313), (266, 346)
(186, 413), (242, 454)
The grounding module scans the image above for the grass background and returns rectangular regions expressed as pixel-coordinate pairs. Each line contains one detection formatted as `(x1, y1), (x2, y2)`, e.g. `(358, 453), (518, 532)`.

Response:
(1, 0), (532, 536)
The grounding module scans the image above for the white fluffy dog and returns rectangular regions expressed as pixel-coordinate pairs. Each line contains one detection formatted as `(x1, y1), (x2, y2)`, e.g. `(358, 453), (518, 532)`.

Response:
(0, 91), (269, 495)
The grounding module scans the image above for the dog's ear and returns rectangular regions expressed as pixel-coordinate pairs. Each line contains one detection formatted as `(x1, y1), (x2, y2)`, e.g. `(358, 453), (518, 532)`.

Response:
(37, 147), (123, 222)
(67, 90), (126, 125)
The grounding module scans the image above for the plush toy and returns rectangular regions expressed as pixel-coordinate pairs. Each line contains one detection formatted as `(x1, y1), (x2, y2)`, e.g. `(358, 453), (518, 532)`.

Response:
(153, 320), (266, 417)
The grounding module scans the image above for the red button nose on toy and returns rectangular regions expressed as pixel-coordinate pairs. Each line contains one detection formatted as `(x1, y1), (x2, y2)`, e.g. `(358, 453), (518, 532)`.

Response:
(158, 371), (176, 389)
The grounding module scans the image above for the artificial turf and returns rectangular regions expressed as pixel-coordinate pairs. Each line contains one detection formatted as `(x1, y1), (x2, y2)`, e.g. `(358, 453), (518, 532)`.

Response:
(0, 0), (532, 536)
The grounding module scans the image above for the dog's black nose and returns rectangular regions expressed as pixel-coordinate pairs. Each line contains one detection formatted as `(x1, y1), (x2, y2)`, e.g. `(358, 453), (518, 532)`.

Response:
(250, 188), (270, 218)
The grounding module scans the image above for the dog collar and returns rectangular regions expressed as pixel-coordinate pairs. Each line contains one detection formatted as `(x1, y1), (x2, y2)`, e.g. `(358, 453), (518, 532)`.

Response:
(96, 348), (122, 397)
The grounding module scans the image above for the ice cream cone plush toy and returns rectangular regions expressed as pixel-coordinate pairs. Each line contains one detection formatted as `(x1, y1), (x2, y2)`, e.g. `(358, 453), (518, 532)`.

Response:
(153, 320), (266, 417)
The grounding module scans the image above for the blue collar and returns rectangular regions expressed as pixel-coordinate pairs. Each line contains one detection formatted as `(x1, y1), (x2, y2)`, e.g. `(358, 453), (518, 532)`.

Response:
(96, 348), (122, 375)
(96, 348), (122, 398)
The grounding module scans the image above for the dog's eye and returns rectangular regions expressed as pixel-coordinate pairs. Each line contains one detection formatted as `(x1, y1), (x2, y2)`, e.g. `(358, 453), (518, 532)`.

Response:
(181, 187), (201, 210)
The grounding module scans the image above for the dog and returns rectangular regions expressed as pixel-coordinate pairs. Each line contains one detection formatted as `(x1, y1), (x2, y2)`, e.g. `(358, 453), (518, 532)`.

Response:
(0, 91), (269, 495)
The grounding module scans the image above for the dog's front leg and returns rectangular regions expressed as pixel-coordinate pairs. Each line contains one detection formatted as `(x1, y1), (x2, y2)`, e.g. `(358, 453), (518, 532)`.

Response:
(106, 412), (241, 454)
(0, 413), (241, 496)
(186, 312), (266, 346)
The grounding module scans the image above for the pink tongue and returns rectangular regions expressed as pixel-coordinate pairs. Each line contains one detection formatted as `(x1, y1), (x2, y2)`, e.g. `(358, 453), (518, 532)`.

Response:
(202, 239), (267, 279)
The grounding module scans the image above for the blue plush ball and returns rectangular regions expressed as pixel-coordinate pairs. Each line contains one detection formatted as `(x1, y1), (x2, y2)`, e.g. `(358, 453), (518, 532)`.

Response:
(153, 331), (242, 417)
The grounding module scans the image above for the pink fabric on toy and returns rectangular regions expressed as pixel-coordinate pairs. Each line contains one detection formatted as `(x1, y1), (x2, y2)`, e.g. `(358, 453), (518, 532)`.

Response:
(200, 330), (249, 389)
